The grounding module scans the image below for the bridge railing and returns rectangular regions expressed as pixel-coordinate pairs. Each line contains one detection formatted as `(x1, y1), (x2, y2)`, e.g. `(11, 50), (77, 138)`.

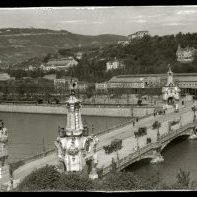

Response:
(101, 121), (197, 176)
(96, 112), (154, 137)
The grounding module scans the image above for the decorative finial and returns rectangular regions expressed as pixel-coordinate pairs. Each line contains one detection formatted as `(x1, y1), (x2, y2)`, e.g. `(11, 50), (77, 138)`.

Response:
(70, 79), (77, 96)
(168, 64), (172, 73)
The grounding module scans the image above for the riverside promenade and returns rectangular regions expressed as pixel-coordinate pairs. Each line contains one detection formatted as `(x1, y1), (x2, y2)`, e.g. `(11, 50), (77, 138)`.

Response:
(12, 101), (196, 183)
(0, 103), (155, 117)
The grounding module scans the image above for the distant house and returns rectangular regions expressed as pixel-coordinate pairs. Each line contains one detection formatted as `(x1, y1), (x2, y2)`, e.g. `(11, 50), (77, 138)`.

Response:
(46, 57), (78, 71)
(128, 31), (149, 40)
(27, 65), (37, 71)
(54, 79), (66, 89)
(39, 64), (46, 70)
(176, 44), (197, 63)
(117, 41), (129, 46)
(54, 76), (78, 90)
(75, 52), (83, 60)
(106, 58), (124, 71)
(95, 82), (108, 91)
(43, 74), (56, 81)
(76, 81), (88, 92)
(0, 73), (10, 81)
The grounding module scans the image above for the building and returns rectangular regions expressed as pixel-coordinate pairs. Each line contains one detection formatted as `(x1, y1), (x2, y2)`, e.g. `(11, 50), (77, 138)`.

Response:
(54, 79), (66, 90)
(95, 82), (108, 91)
(176, 44), (197, 63)
(106, 58), (124, 71)
(0, 73), (10, 81)
(117, 41), (130, 46)
(26, 65), (37, 71)
(128, 31), (149, 40)
(46, 57), (78, 71)
(75, 52), (83, 60)
(54, 85), (99, 179)
(106, 72), (197, 96)
(43, 74), (56, 81)
(162, 66), (180, 108)
(76, 81), (88, 92)
(54, 76), (78, 91)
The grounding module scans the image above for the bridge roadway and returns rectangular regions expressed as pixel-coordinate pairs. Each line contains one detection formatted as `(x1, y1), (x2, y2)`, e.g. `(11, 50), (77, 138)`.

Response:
(13, 102), (195, 183)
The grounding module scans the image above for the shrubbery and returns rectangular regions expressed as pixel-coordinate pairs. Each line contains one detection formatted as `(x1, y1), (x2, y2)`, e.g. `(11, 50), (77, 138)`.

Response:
(15, 165), (197, 191)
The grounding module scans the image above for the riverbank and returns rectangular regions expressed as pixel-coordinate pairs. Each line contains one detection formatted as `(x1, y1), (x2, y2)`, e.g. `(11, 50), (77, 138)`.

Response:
(0, 103), (155, 117)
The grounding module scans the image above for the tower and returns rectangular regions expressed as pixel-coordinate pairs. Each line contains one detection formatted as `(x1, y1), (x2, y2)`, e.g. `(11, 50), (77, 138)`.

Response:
(55, 81), (99, 179)
(162, 65), (180, 110)
(0, 120), (10, 189)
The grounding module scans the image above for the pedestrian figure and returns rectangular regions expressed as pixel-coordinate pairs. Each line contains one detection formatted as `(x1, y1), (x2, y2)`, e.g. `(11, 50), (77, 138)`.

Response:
(136, 117), (138, 122)
(133, 121), (135, 126)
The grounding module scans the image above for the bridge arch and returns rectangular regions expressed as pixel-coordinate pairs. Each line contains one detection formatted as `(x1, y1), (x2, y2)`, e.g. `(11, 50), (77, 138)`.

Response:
(160, 130), (193, 152)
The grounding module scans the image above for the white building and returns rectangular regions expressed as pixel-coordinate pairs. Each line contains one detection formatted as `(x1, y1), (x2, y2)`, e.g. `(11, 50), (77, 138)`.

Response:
(106, 59), (124, 71)
(128, 31), (149, 40)
(0, 73), (10, 81)
(117, 41), (130, 46)
(95, 82), (108, 91)
(176, 44), (197, 63)
(46, 57), (78, 71)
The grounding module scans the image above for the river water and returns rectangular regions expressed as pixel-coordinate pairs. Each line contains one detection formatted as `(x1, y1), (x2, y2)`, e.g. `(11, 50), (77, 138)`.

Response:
(0, 112), (130, 162)
(1, 112), (197, 185)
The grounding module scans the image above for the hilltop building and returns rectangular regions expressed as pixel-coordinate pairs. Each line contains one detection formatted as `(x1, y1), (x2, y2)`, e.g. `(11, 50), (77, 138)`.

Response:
(0, 73), (10, 81)
(54, 83), (98, 179)
(46, 57), (78, 71)
(106, 58), (124, 71)
(128, 31), (149, 40)
(75, 52), (83, 60)
(117, 41), (130, 46)
(176, 44), (197, 63)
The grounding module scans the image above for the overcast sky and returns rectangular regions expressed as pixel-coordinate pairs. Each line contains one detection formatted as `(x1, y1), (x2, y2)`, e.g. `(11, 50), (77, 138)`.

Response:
(0, 6), (197, 36)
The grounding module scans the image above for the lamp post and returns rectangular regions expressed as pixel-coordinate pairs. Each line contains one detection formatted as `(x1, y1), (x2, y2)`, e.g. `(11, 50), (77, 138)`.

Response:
(156, 121), (161, 141)
(192, 106), (197, 122)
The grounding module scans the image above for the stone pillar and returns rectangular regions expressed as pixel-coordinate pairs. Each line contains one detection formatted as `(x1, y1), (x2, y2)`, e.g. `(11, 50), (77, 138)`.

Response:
(89, 158), (98, 180)
(188, 126), (197, 140)
(150, 149), (164, 164)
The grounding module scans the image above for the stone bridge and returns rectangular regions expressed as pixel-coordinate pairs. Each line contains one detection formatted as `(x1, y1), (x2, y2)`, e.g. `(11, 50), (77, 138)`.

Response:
(11, 102), (197, 185)
(101, 120), (197, 176)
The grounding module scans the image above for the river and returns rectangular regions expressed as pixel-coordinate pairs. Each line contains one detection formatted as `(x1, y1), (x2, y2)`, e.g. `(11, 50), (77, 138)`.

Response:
(1, 112), (197, 185)
(0, 112), (130, 162)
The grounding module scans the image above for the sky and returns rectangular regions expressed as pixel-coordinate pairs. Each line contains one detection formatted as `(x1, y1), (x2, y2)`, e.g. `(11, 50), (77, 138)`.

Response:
(0, 6), (197, 36)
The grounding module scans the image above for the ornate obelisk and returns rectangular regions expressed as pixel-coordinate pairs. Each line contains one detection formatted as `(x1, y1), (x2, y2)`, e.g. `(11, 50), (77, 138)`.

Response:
(55, 80), (99, 179)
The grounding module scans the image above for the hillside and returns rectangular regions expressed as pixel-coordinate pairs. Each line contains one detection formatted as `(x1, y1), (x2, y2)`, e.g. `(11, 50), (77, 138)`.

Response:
(65, 32), (197, 83)
(0, 28), (127, 65)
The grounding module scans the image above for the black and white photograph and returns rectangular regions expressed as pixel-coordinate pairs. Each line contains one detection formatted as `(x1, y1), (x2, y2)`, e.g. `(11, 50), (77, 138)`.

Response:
(0, 6), (197, 191)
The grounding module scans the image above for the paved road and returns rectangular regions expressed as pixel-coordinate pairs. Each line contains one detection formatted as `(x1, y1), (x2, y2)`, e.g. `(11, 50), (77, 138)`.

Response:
(13, 102), (194, 184)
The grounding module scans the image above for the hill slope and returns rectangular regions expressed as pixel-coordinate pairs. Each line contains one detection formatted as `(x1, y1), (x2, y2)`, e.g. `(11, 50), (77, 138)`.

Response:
(0, 28), (127, 65)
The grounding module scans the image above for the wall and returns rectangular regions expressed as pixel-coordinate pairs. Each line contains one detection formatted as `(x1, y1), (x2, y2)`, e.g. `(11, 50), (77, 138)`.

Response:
(0, 104), (155, 118)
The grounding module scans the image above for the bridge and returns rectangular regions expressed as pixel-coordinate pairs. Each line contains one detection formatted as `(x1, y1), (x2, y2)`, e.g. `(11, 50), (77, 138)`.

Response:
(12, 101), (197, 185)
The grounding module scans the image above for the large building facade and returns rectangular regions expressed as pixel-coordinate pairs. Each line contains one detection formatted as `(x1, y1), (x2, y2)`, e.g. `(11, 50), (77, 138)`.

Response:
(176, 44), (197, 63)
(105, 73), (197, 96)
